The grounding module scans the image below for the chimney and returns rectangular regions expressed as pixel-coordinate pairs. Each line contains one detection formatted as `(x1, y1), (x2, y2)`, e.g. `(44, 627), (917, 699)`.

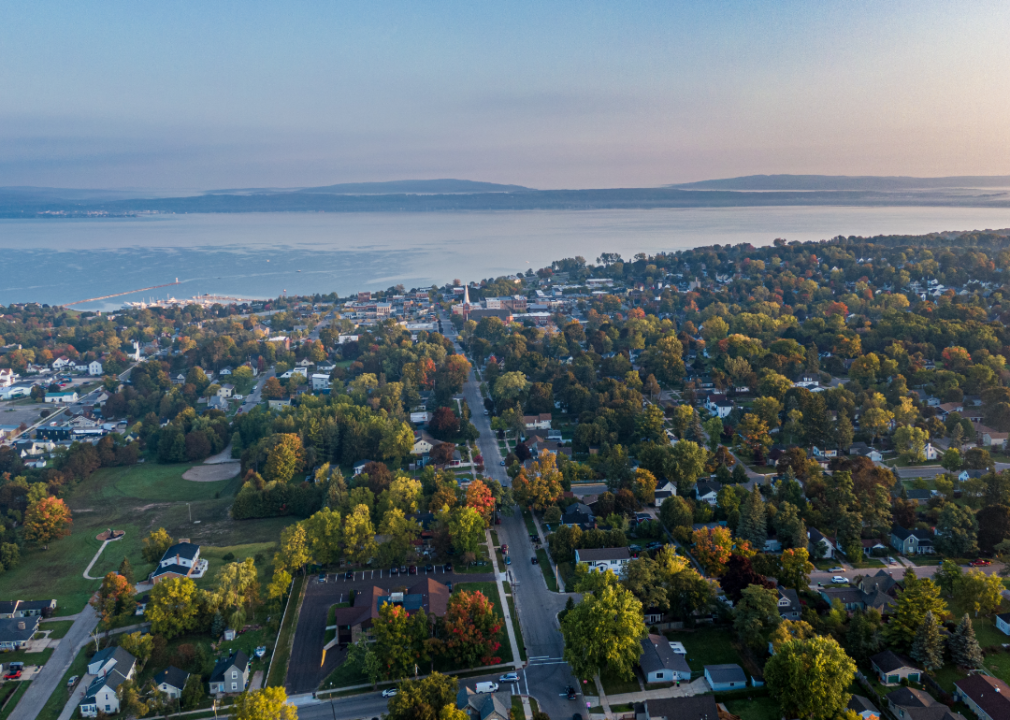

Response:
(18, 621), (25, 630)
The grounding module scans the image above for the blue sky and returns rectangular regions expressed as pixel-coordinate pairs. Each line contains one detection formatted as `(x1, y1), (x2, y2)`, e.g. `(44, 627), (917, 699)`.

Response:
(2, 1), (1009, 189)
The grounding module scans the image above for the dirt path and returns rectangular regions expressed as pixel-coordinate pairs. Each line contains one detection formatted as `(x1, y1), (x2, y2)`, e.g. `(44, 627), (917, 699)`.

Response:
(182, 462), (241, 482)
(82, 537), (122, 580)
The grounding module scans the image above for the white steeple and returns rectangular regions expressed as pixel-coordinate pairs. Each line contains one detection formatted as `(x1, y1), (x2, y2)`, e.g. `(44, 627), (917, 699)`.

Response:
(463, 285), (470, 305)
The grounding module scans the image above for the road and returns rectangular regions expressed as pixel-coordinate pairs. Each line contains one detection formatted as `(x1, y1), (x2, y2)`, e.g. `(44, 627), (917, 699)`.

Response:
(237, 368), (274, 415)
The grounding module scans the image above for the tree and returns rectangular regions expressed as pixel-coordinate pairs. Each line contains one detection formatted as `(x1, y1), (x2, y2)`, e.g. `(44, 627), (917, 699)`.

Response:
(691, 526), (732, 576)
(276, 523), (310, 574)
(965, 447), (993, 471)
(344, 504), (378, 564)
(23, 495), (72, 548)
(883, 569), (947, 650)
(633, 468), (658, 505)
(774, 502), (806, 549)
(119, 631), (154, 668)
(267, 568), (293, 602)
(845, 609), (883, 663)
(512, 451), (564, 510)
(733, 584), (781, 651)
(91, 572), (136, 628)
(668, 440), (708, 493)
(465, 480), (496, 525)
(181, 673), (206, 710)
(934, 561), (963, 598)
(448, 506), (485, 556)
(737, 414), (772, 457)
(935, 503), (978, 557)
(941, 448), (962, 473)
(263, 433), (304, 484)
(387, 673), (461, 720)
(492, 371), (528, 406)
(429, 407), (461, 440)
(703, 417), (723, 451)
(561, 583), (647, 681)
(765, 636), (857, 720)
(910, 611), (944, 671)
(957, 568), (1004, 617)
(659, 496), (693, 530)
(117, 557), (135, 585)
(736, 487), (767, 547)
(147, 577), (201, 639)
(231, 687), (298, 720)
(443, 590), (502, 667)
(768, 619), (816, 654)
(261, 376), (285, 400)
(779, 547), (814, 589)
(949, 614), (984, 669)
(894, 426), (929, 464)
(214, 558), (260, 625)
(977, 504), (1010, 554)
(752, 396), (783, 429)
(373, 603), (430, 679)
(142, 528), (174, 563)
(302, 507), (343, 565)
(719, 554), (769, 603)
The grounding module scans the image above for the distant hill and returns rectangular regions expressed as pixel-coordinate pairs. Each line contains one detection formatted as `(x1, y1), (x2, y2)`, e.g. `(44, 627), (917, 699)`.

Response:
(669, 174), (1010, 191)
(209, 179), (533, 196)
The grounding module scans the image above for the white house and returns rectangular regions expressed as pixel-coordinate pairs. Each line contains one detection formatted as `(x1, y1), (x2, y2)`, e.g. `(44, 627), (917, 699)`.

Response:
(639, 634), (692, 683)
(52, 356), (71, 370)
(704, 664), (747, 692)
(151, 542), (207, 584)
(280, 367), (308, 379)
(694, 481), (720, 505)
(80, 647), (137, 717)
(412, 431), (437, 456)
(997, 613), (1010, 636)
(154, 666), (190, 699)
(0, 616), (39, 651)
(410, 411), (432, 424)
(808, 528), (836, 559)
(575, 547), (631, 576)
(45, 391), (79, 404)
(0, 369), (16, 387)
(523, 413), (552, 431)
(309, 373), (330, 391)
(924, 443), (940, 461)
(88, 361), (103, 376)
(217, 384), (235, 398)
(704, 396), (734, 418)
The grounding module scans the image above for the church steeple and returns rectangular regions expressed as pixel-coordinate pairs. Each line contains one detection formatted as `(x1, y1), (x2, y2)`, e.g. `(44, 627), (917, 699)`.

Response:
(463, 285), (470, 305)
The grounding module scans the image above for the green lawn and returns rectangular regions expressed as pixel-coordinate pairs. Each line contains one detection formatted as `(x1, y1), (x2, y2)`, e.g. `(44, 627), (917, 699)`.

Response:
(665, 627), (742, 672)
(41, 620), (75, 639)
(535, 550), (557, 591)
(522, 510), (538, 536)
(267, 574), (304, 688)
(35, 645), (91, 720)
(0, 648), (54, 666)
(456, 545), (493, 573)
(320, 660), (370, 690)
(599, 667), (640, 695)
(0, 681), (31, 720)
(725, 696), (781, 720)
(0, 462), (291, 613)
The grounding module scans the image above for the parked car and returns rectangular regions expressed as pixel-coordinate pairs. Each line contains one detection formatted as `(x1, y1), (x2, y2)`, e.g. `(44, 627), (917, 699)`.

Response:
(475, 682), (499, 694)
(4, 663), (24, 680)
(409, 565), (418, 575)
(531, 556), (539, 564)
(831, 575), (847, 584)
(971, 559), (992, 566)
(501, 544), (509, 553)
(390, 567), (399, 576)
(425, 564), (435, 572)
(68, 675), (79, 689)
(505, 556), (511, 565)
(828, 567), (844, 572)
(444, 563), (453, 572)
(500, 672), (520, 682)
(400, 565), (408, 574)
(345, 571), (355, 580)
(500, 461), (506, 466)
(566, 686), (577, 700)
(382, 689), (398, 698)
(318, 573), (327, 582)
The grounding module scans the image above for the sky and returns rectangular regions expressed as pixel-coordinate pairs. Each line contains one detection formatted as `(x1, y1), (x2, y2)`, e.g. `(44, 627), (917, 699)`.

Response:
(2, 1), (1010, 190)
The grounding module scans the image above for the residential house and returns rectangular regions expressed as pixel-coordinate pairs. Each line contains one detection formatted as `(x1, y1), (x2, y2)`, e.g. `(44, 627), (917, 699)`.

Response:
(703, 395), (734, 419)
(695, 481), (720, 505)
(80, 647), (137, 717)
(653, 481), (677, 503)
(217, 384), (235, 398)
(871, 650), (922, 685)
(642, 697), (720, 720)
(209, 650), (250, 694)
(412, 430), (438, 456)
(777, 587), (801, 620)
(523, 413), (552, 431)
(0, 369), (16, 387)
(703, 664), (747, 691)
(891, 526), (935, 556)
(0, 616), (39, 651)
(955, 674), (1010, 720)
(207, 396), (229, 412)
(561, 503), (595, 529)
(151, 542), (207, 584)
(959, 470), (987, 482)
(849, 442), (884, 462)
(45, 391), (79, 404)
(267, 398), (290, 410)
(937, 402), (964, 419)
(154, 666), (190, 699)
(353, 459), (372, 476)
(575, 547), (631, 577)
(311, 374), (331, 391)
(886, 688), (965, 720)
(924, 443), (940, 461)
(904, 489), (934, 505)
(88, 361), (103, 376)
(848, 696), (881, 720)
(410, 411), (432, 424)
(808, 528), (836, 559)
(456, 687), (511, 720)
(328, 579), (451, 647)
(639, 634), (692, 683)
(52, 356), (71, 370)
(996, 613), (1010, 635)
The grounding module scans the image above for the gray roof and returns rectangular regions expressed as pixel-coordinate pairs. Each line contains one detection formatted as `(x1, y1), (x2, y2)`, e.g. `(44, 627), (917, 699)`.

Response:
(639, 634), (691, 676)
(695, 481), (720, 497)
(0, 616), (39, 643)
(155, 666), (190, 691)
(210, 650), (249, 682)
(161, 542), (200, 563)
(849, 696), (879, 714)
(872, 650), (919, 674)
(647, 696), (719, 720)
(576, 547), (631, 562)
(704, 664), (746, 683)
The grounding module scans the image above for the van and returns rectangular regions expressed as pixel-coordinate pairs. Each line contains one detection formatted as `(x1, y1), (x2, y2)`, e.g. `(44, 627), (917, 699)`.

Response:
(475, 682), (499, 694)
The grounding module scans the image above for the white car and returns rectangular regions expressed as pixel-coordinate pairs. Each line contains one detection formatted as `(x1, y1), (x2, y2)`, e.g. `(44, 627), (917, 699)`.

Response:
(828, 567), (843, 572)
(831, 575), (847, 584)
(382, 689), (398, 698)
(499, 672), (520, 683)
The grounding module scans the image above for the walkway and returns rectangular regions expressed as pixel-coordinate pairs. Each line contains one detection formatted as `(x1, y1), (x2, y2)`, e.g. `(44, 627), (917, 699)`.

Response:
(82, 537), (120, 580)
(605, 677), (709, 704)
(485, 527), (524, 671)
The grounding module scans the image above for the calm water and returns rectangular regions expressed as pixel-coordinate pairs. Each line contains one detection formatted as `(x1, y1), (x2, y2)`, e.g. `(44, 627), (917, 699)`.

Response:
(1, 207), (1008, 309)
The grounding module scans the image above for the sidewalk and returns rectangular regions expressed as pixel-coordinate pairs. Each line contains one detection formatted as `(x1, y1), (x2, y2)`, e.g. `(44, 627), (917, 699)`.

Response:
(605, 677), (708, 704)
(529, 513), (565, 592)
(486, 527), (524, 671)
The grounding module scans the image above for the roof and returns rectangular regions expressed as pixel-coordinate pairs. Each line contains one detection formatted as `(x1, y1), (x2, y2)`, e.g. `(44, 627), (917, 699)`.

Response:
(778, 587), (800, 608)
(849, 696), (880, 714)
(704, 664), (746, 683)
(563, 503), (593, 518)
(639, 634), (691, 676)
(821, 587), (864, 605)
(0, 616), (40, 643)
(891, 526), (915, 540)
(646, 696), (720, 720)
(955, 675), (1010, 720)
(161, 542), (200, 562)
(155, 666), (190, 691)
(576, 547), (631, 563)
(151, 564), (191, 579)
(0, 601), (18, 615)
(872, 650), (920, 674)
(695, 481), (720, 496)
(210, 650), (249, 682)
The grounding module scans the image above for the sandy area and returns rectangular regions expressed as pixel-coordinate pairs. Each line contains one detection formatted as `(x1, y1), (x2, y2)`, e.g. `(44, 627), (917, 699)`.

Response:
(183, 462), (241, 482)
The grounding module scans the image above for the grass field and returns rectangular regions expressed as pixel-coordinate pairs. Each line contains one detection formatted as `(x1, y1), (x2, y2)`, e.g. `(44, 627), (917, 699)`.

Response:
(535, 549), (557, 591)
(599, 667), (641, 695)
(1, 462), (292, 613)
(665, 627), (742, 673)
(725, 696), (780, 720)
(0, 681), (31, 720)
(41, 620), (75, 639)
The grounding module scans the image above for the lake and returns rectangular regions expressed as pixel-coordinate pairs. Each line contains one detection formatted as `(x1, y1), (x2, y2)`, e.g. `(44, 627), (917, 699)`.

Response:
(1, 206), (1008, 309)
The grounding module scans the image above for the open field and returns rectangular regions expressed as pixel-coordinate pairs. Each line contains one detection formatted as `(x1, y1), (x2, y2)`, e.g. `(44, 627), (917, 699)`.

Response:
(664, 627), (742, 673)
(1, 462), (291, 613)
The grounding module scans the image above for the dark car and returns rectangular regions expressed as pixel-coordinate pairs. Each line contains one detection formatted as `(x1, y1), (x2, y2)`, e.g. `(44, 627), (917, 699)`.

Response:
(505, 556), (511, 565)
(409, 565), (417, 575)
(390, 567), (399, 576)
(400, 565), (408, 574)
(425, 564), (434, 572)
(574, 715), (583, 720)
(566, 686), (577, 700)
(444, 563), (453, 572)
(318, 573), (327, 582)
(345, 571), (354, 580)
(531, 556), (539, 564)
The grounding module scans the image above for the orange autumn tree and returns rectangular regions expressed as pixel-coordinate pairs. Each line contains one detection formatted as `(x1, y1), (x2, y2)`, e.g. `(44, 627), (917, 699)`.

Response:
(91, 572), (137, 629)
(691, 526), (733, 576)
(23, 495), (73, 549)
(512, 451), (564, 511)
(443, 590), (502, 667)
(465, 480), (495, 525)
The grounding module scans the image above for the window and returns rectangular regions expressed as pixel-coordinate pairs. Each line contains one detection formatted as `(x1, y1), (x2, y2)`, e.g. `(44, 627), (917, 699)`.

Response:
(232, 671), (237, 678)
(232, 682), (238, 690)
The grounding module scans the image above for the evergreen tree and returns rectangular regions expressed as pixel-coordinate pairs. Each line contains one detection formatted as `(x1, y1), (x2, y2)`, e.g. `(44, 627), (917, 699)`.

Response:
(731, 463), (749, 484)
(118, 557), (135, 585)
(910, 610), (944, 671)
(737, 486), (767, 547)
(690, 410), (706, 444)
(835, 413), (854, 450)
(211, 612), (226, 639)
(949, 614), (984, 669)
(715, 464), (733, 484)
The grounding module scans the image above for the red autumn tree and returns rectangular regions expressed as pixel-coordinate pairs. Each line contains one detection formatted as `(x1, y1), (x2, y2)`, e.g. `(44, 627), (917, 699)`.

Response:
(465, 480), (495, 525)
(91, 572), (137, 629)
(823, 301), (848, 317)
(443, 590), (502, 667)
(429, 407), (461, 440)
(23, 496), (73, 549)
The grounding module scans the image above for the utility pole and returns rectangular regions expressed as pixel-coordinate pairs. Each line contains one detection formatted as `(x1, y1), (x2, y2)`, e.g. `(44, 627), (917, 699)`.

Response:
(187, 503), (192, 523)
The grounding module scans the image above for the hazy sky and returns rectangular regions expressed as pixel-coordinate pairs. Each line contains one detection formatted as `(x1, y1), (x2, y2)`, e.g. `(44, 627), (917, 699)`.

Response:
(3, 1), (1010, 190)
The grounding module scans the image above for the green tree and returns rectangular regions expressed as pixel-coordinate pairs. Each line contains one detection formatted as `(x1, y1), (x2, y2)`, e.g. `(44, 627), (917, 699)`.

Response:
(386, 673), (461, 720)
(181, 673), (206, 710)
(276, 523), (310, 574)
(933, 561), (963, 598)
(302, 507), (343, 565)
(752, 396), (783, 429)
(703, 417), (723, 452)
(779, 547), (814, 589)
(230, 687), (298, 720)
(659, 496), (693, 530)
(894, 425), (929, 464)
(668, 440), (708, 493)
(935, 503), (978, 557)
(957, 568), (1004, 617)
(910, 610), (944, 671)
(845, 609), (883, 664)
(949, 614), (984, 669)
(736, 486), (767, 547)
(561, 583), (647, 680)
(373, 603), (430, 680)
(733, 584), (781, 651)
(883, 569), (947, 650)
(941, 448), (963, 473)
(774, 502), (806, 549)
(344, 504), (378, 564)
(263, 433), (304, 484)
(117, 557), (135, 585)
(146, 577), (201, 639)
(765, 636), (857, 720)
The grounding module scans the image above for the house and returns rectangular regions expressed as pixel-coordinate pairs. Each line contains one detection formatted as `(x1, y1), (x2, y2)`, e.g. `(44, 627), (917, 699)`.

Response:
(703, 664), (747, 691)
(209, 650), (250, 694)
(954, 674), (1010, 720)
(924, 443), (940, 461)
(523, 413), (552, 431)
(456, 687), (511, 720)
(575, 547), (631, 576)
(0, 616), (39, 651)
(653, 481), (677, 503)
(45, 391), (79, 404)
(937, 402), (964, 419)
(695, 481), (720, 505)
(639, 634), (692, 683)
(0, 599), (56, 618)
(0, 369), (16, 387)
(886, 687), (965, 720)
(154, 666), (190, 699)
(996, 613), (1010, 635)
(891, 526), (935, 556)
(410, 411), (432, 424)
(217, 384), (235, 398)
(329, 579), (451, 646)
(151, 542), (207, 584)
(207, 396), (229, 412)
(267, 398), (290, 410)
(642, 697), (720, 720)
(703, 395), (734, 419)
(808, 528), (836, 559)
(80, 647), (137, 717)
(849, 442), (883, 462)
(412, 430), (438, 456)
(848, 696), (881, 720)
(777, 587), (801, 620)
(52, 356), (71, 370)
(871, 650), (922, 685)
(960, 470), (987, 482)
(983, 431), (1009, 448)
(904, 489), (933, 505)
(562, 503), (595, 529)
(353, 460), (372, 476)
(311, 374), (331, 391)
